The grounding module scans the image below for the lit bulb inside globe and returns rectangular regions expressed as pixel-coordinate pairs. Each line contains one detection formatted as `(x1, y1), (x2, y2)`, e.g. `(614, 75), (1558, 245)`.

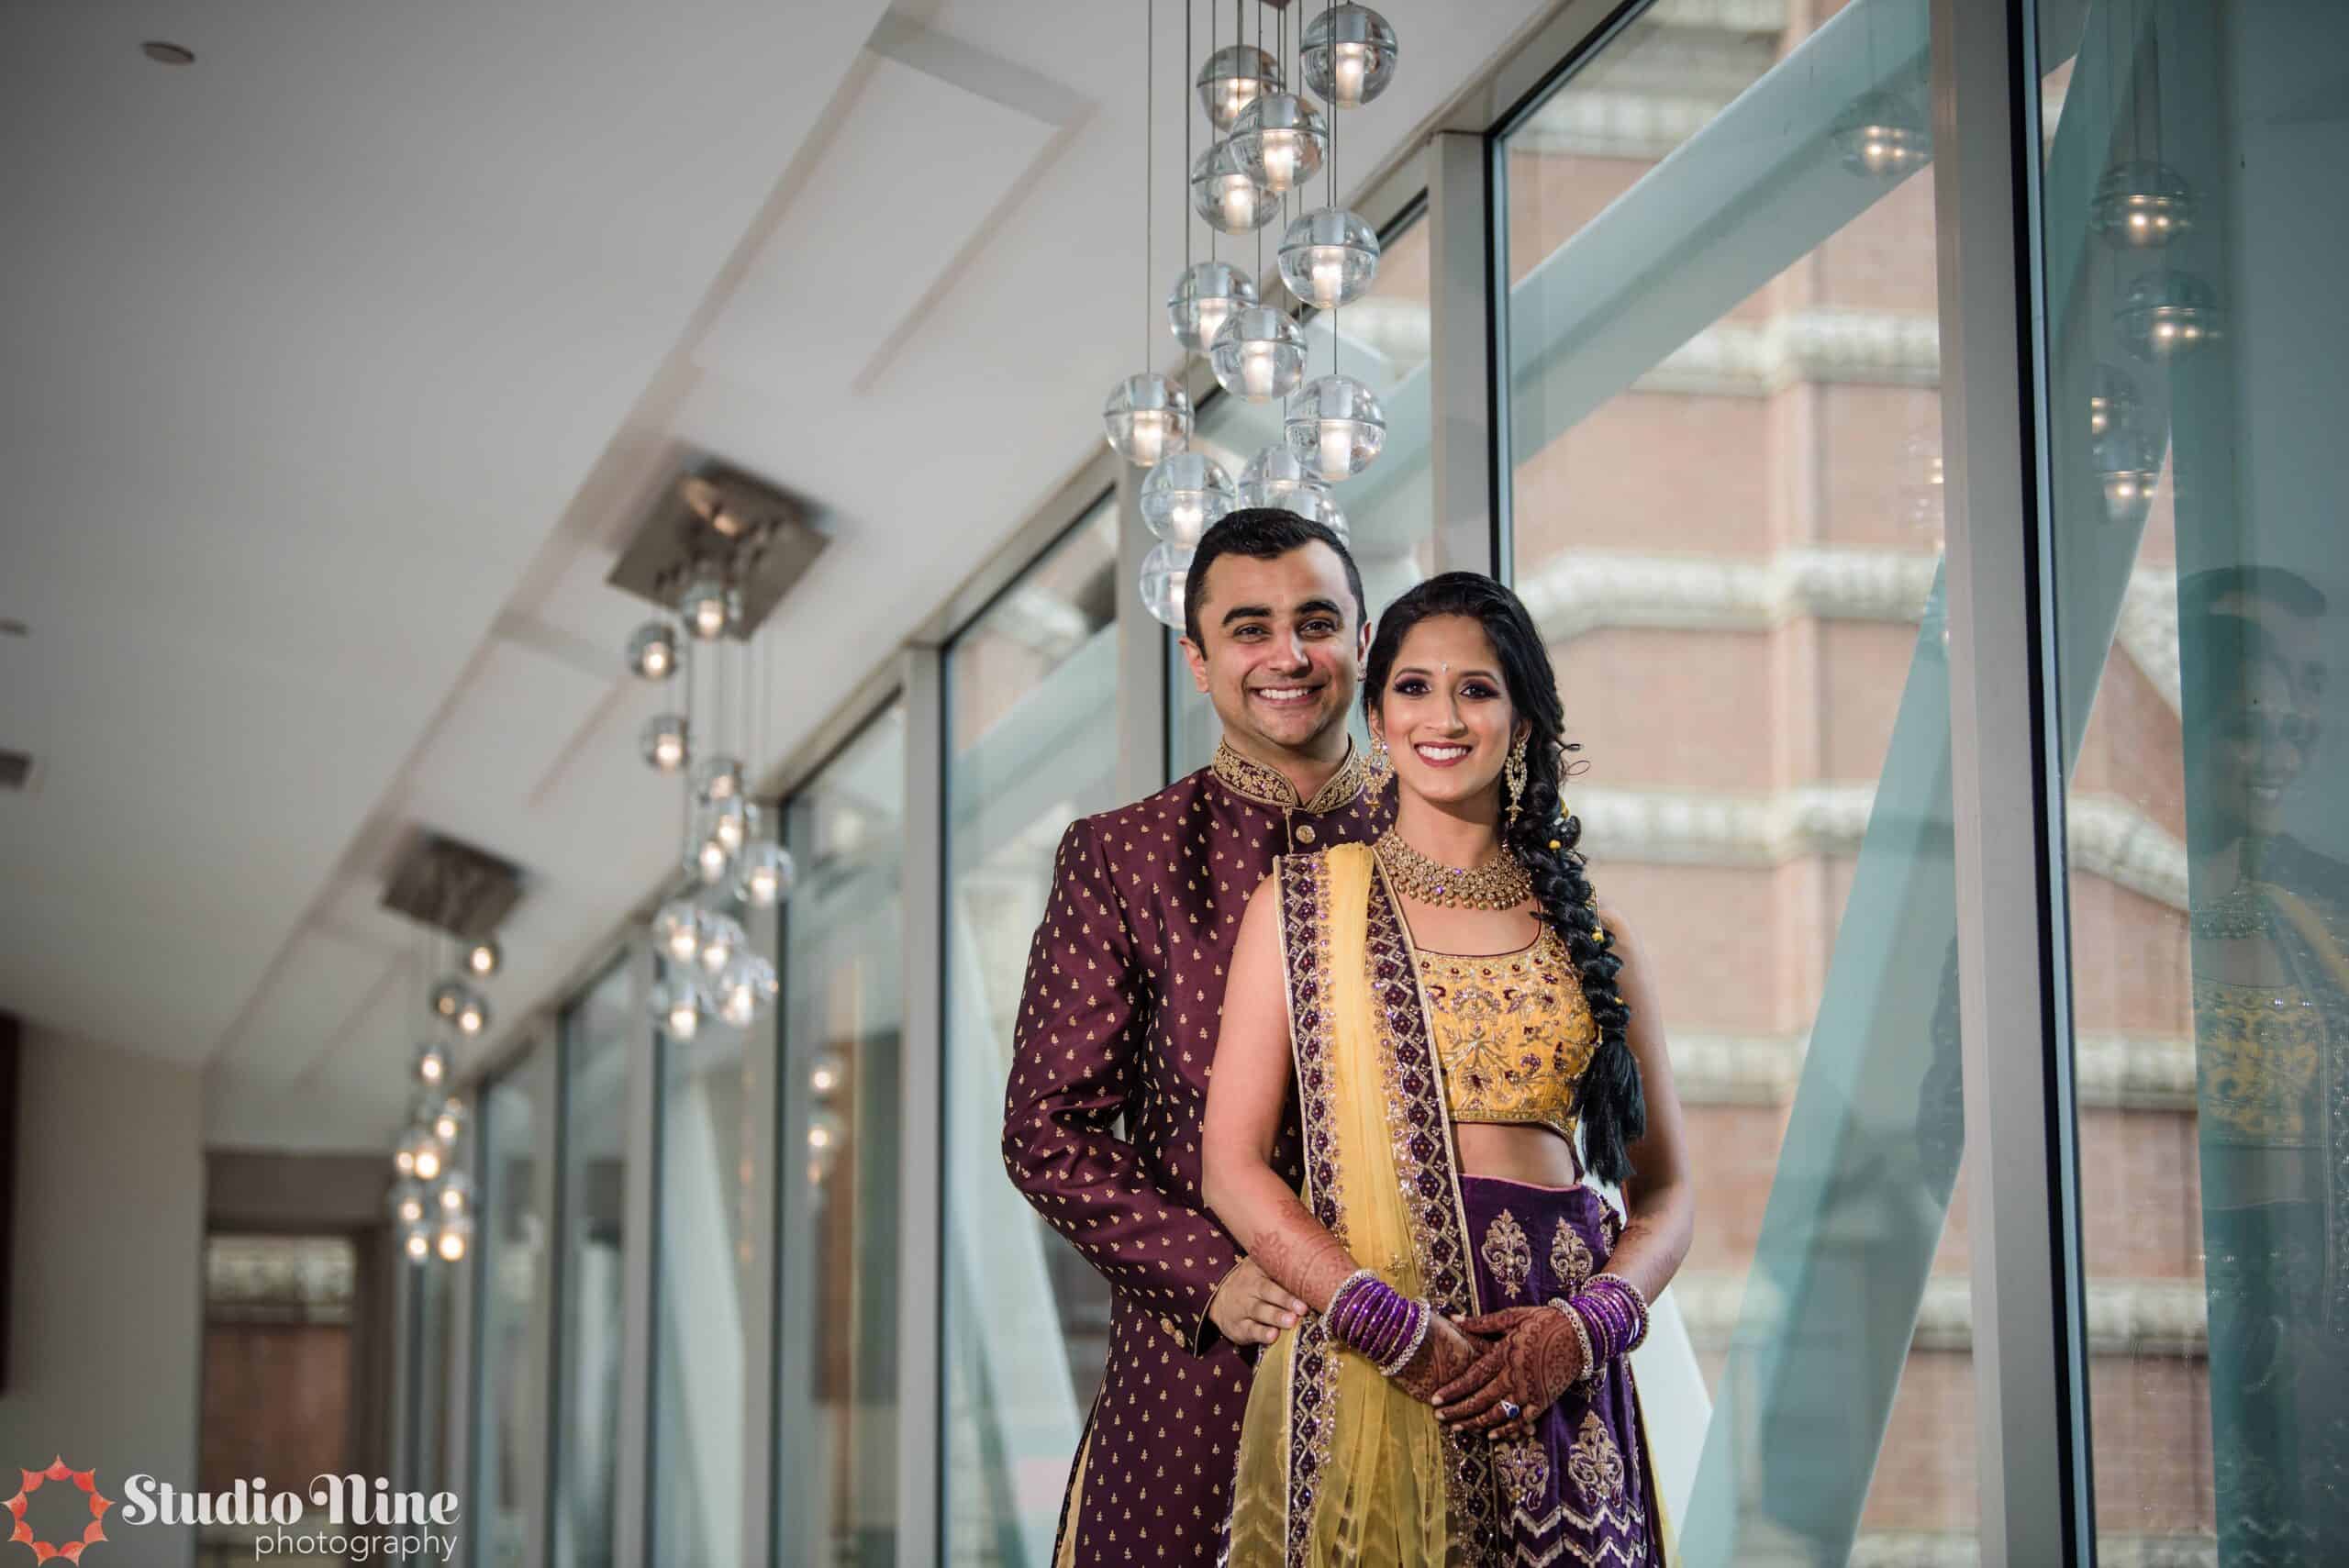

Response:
(438, 1229), (467, 1262)
(406, 1231), (431, 1262)
(466, 940), (499, 977)
(1319, 426), (1354, 481)
(1334, 44), (1368, 104)
(456, 1001), (485, 1037)
(809, 1123), (833, 1151)
(434, 1110), (459, 1141)
(395, 1148), (417, 1177)
(1264, 139), (1298, 188)
(414, 1144), (443, 1182)
(1310, 253), (1345, 306)
(696, 917), (742, 977)
(1242, 344), (1276, 398)
(1129, 410), (1172, 466)
(398, 1195), (424, 1225)
(440, 1184), (465, 1214)
(696, 836), (730, 884)
(669, 997), (699, 1039)
(1222, 183), (1257, 233)
(417, 1048), (446, 1086)
(811, 1063), (840, 1094)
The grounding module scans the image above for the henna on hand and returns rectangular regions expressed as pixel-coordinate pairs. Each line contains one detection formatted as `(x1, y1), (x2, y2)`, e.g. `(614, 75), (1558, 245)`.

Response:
(1390, 1315), (1482, 1406)
(1440, 1307), (1587, 1434)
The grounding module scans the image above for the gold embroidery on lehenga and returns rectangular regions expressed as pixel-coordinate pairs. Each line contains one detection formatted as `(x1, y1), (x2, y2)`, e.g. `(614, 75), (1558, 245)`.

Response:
(2195, 977), (2324, 1146)
(1483, 1210), (1533, 1301)
(1551, 1220), (1595, 1293)
(1493, 1438), (1550, 1513)
(1415, 929), (1596, 1143)
(1566, 1413), (1628, 1507)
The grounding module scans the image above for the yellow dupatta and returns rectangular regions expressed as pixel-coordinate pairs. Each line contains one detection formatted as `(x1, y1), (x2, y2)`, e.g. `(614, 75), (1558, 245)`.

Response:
(1225, 844), (1503, 1567)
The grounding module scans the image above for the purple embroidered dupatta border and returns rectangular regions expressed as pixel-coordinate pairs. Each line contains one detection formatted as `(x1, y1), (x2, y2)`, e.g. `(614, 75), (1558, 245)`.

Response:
(1274, 848), (1503, 1564)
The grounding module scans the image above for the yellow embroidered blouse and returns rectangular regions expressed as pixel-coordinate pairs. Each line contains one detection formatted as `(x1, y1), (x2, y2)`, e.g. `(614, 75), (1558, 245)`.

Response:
(1415, 924), (1598, 1142)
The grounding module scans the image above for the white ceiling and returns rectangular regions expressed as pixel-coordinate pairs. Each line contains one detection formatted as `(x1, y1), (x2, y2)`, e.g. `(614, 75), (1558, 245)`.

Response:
(0, 0), (1553, 1150)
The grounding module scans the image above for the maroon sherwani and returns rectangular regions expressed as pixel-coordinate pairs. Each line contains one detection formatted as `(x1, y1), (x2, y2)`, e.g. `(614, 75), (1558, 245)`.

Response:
(1001, 740), (1383, 1564)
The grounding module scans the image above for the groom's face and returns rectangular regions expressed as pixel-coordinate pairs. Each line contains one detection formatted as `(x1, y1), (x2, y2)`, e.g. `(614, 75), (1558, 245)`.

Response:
(1178, 543), (1366, 758)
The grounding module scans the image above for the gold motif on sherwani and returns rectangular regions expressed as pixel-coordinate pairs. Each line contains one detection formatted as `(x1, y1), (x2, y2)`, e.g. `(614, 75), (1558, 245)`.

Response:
(1482, 1209), (1533, 1302)
(1552, 1218), (1596, 1292)
(1493, 1437), (1551, 1513)
(1567, 1412), (1629, 1507)
(1209, 739), (1372, 815)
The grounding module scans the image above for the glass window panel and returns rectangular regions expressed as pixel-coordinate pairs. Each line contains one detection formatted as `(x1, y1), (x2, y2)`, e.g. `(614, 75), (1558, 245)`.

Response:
(941, 503), (1121, 1562)
(1502, 0), (1973, 1556)
(774, 702), (907, 1563)
(554, 962), (631, 1568)
(2035, 1), (2349, 1559)
(1174, 207), (1437, 776)
(651, 955), (757, 1567)
(472, 1044), (551, 1568)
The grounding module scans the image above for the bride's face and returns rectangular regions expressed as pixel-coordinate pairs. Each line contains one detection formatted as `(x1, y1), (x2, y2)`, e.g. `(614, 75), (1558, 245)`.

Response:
(1373, 615), (1528, 818)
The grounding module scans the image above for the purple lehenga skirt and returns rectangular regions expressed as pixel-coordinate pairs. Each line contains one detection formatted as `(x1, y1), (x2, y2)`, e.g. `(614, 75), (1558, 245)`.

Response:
(1460, 1174), (1666, 1566)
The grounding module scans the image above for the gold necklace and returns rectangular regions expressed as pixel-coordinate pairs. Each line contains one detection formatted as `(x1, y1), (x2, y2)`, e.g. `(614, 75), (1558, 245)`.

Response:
(1374, 828), (1533, 911)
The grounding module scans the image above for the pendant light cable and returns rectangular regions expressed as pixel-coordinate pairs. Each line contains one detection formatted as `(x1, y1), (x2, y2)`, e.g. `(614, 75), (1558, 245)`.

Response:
(1144, 0), (1154, 373)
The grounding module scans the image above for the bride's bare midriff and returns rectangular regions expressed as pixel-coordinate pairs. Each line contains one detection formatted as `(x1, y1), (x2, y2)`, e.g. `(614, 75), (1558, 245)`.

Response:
(1455, 1120), (1585, 1188)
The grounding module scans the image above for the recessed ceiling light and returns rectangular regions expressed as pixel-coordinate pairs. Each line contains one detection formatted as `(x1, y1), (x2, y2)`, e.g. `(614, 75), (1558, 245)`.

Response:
(141, 41), (196, 66)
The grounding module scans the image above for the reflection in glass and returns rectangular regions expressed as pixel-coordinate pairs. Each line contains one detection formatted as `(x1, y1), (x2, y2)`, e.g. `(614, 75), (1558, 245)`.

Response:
(774, 703), (906, 1564)
(1503, 0), (1970, 1555)
(942, 505), (1120, 1560)
(472, 1049), (549, 1568)
(555, 962), (630, 1568)
(2040, 2), (2349, 1558)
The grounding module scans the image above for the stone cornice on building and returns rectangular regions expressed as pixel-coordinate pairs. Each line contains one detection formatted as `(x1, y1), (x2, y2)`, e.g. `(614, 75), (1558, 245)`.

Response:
(1635, 307), (1943, 395)
(1520, 547), (1943, 639)
(1670, 1030), (2193, 1112)
(1673, 1270), (2210, 1359)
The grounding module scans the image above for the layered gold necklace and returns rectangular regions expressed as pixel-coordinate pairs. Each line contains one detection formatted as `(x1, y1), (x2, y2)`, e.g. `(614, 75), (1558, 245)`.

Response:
(1375, 827), (1533, 911)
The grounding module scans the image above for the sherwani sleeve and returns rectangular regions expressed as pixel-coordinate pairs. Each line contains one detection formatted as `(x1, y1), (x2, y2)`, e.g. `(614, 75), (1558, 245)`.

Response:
(1001, 817), (1245, 1353)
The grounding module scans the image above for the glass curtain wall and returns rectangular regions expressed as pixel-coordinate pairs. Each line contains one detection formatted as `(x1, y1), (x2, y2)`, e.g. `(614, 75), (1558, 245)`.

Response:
(1501, 1), (1976, 1557)
(650, 952), (758, 1567)
(2032, 1), (2349, 1560)
(941, 502), (1121, 1562)
(774, 702), (907, 1564)
(1174, 207), (1439, 774)
(471, 1043), (553, 1568)
(554, 962), (632, 1568)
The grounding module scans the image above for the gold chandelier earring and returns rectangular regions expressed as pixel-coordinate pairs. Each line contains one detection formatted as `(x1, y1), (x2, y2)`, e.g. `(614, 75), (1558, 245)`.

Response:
(1504, 733), (1530, 827)
(1368, 729), (1395, 795)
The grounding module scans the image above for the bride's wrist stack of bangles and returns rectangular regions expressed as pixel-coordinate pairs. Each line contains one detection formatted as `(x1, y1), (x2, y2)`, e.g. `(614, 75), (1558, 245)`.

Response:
(1546, 1272), (1649, 1383)
(1327, 1269), (1432, 1375)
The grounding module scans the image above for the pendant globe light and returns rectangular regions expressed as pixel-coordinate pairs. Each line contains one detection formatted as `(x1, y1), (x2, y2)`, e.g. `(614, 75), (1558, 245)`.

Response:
(1831, 91), (1929, 175)
(2092, 428), (2165, 527)
(1237, 446), (1350, 540)
(1197, 42), (1280, 131)
(651, 974), (713, 1041)
(654, 900), (705, 965)
(717, 953), (779, 1029)
(735, 841), (796, 907)
(640, 713), (689, 773)
(2088, 364), (2140, 440)
(1190, 139), (1275, 236)
(1139, 541), (1195, 630)
(679, 571), (735, 641)
(414, 1040), (451, 1089)
(2091, 161), (2196, 247)
(692, 755), (744, 805)
(1286, 374), (1386, 481)
(1105, 374), (1193, 468)
(1168, 261), (1257, 354)
(1278, 207), (1380, 309)
(2116, 268), (2221, 360)
(390, 1180), (428, 1228)
(1141, 453), (1237, 546)
(1209, 306), (1307, 402)
(1301, 5), (1399, 107)
(1230, 92), (1327, 195)
(627, 620), (679, 681)
(695, 911), (748, 979)
(430, 1095), (467, 1145)
(463, 939), (500, 978)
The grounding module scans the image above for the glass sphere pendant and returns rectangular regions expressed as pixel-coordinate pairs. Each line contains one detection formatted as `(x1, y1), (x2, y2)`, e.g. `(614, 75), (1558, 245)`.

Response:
(1168, 261), (1258, 355)
(1197, 43), (1281, 132)
(1191, 139), (1276, 236)
(678, 572), (735, 641)
(2116, 269), (2221, 360)
(1141, 454), (1237, 546)
(1235, 446), (1350, 539)
(692, 755), (744, 806)
(735, 841), (796, 907)
(1831, 91), (1930, 175)
(695, 911), (748, 977)
(1230, 93), (1327, 195)
(651, 975), (712, 1041)
(2088, 364), (2140, 440)
(1302, 5), (1399, 108)
(640, 714), (689, 773)
(2092, 428), (2165, 527)
(717, 953), (778, 1029)
(1286, 375), (1387, 481)
(653, 899), (704, 965)
(1209, 306), (1307, 403)
(1139, 541), (1195, 630)
(2091, 161), (2197, 248)
(1103, 373), (1193, 466)
(1278, 208), (1380, 309)
(627, 620), (679, 681)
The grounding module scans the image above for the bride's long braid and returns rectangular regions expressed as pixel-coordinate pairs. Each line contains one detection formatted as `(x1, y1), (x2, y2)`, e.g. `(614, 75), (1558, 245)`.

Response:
(1364, 573), (1646, 1184)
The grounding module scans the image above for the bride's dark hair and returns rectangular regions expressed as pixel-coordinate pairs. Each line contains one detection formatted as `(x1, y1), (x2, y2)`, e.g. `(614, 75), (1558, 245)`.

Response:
(1363, 572), (1645, 1184)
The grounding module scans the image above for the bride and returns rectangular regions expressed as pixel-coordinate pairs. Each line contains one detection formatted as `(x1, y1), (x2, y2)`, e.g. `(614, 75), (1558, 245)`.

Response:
(1202, 572), (1693, 1564)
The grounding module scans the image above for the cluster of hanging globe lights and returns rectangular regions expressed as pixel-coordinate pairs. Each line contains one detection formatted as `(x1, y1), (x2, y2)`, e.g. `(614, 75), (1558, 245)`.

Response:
(389, 928), (503, 1264)
(626, 565), (791, 1043)
(1106, 2), (1400, 628)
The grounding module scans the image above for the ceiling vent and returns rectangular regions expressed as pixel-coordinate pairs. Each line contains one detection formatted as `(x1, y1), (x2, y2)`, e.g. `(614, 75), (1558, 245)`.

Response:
(381, 832), (525, 940)
(607, 464), (826, 638)
(0, 751), (32, 792)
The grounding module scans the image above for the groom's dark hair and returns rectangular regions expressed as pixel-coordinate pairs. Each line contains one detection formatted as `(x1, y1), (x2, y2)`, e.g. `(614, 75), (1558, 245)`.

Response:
(1183, 508), (1366, 648)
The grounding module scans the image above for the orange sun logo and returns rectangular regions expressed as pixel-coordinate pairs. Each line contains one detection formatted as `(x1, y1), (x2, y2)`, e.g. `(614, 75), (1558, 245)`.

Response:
(5, 1460), (112, 1563)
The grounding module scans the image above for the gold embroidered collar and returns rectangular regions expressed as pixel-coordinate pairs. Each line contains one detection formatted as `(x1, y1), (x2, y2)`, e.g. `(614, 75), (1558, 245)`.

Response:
(1210, 739), (1369, 815)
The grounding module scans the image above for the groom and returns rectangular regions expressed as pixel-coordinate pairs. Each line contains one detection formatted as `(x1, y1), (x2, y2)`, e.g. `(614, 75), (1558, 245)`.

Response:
(1002, 508), (1386, 1564)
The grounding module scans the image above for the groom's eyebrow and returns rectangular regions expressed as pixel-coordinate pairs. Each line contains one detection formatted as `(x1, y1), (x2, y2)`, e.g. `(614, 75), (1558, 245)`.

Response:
(1219, 595), (1345, 628)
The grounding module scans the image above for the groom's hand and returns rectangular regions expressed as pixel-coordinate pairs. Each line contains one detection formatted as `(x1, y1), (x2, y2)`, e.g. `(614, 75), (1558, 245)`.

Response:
(1209, 1259), (1306, 1347)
